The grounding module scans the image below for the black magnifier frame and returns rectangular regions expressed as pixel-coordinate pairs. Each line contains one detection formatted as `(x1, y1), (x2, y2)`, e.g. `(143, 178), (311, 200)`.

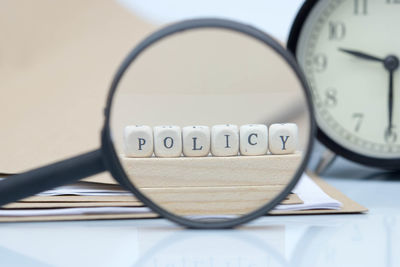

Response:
(0, 18), (315, 229)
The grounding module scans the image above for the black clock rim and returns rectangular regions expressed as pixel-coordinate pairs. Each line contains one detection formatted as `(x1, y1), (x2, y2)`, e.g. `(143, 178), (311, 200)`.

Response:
(287, 0), (400, 170)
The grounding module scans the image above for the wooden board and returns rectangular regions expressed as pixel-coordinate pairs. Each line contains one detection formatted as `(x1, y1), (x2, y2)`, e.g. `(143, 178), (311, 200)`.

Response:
(120, 154), (302, 215)
(140, 186), (302, 215)
(121, 153), (302, 188)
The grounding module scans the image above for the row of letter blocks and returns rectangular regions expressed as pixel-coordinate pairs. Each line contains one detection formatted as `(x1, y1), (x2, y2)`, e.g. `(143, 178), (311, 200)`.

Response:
(124, 124), (298, 158)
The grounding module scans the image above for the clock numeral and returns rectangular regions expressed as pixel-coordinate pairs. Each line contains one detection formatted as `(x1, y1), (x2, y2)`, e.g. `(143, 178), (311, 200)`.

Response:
(352, 113), (364, 132)
(354, 0), (368, 15)
(324, 88), (337, 107)
(329, 22), (346, 40)
(387, 0), (400, 4)
(384, 126), (397, 143)
(313, 54), (328, 72)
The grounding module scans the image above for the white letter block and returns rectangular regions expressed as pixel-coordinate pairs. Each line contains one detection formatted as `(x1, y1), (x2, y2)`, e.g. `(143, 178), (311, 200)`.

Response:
(123, 125), (153, 158)
(182, 126), (211, 157)
(211, 124), (239, 156)
(269, 123), (298, 155)
(154, 126), (182, 157)
(239, 124), (268, 156)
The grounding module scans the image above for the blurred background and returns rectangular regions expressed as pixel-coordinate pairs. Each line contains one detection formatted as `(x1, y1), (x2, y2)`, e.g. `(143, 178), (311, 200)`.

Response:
(0, 0), (304, 176)
(116, 0), (304, 41)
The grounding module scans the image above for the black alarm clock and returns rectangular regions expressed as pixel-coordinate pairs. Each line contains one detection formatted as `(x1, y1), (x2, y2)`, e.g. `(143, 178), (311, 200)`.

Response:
(288, 0), (400, 169)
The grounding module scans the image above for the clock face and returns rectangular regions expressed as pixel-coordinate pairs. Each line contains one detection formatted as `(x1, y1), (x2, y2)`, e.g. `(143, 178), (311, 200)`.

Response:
(294, 0), (400, 160)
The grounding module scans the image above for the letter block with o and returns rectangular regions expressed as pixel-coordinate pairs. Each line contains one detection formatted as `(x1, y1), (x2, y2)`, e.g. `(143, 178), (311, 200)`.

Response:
(154, 126), (182, 158)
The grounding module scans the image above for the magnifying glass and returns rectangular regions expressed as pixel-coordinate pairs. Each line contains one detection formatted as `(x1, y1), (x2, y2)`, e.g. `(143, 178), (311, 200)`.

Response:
(0, 18), (314, 228)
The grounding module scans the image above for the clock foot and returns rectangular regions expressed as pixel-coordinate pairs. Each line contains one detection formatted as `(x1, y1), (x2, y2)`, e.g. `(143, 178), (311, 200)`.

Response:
(315, 149), (337, 175)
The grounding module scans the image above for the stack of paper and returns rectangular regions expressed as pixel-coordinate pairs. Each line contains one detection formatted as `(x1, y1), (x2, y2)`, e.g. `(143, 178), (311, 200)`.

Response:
(274, 174), (342, 211)
(0, 178), (158, 221)
(0, 173), (352, 222)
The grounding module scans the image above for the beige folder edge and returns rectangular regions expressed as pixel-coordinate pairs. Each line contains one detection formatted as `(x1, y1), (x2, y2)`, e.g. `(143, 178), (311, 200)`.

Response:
(0, 173), (367, 222)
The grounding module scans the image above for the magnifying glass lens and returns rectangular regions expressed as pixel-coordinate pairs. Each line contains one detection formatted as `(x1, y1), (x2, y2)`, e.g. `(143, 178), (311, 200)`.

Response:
(109, 24), (312, 223)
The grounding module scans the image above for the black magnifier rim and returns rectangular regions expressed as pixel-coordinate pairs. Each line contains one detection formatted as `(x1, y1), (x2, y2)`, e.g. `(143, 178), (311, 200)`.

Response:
(102, 18), (316, 229)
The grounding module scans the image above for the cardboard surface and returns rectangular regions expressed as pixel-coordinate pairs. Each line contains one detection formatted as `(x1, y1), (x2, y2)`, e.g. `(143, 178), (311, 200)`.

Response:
(0, 0), (155, 180)
(4, 201), (144, 209)
(0, 213), (159, 223)
(4, 194), (301, 209)
(20, 195), (139, 203)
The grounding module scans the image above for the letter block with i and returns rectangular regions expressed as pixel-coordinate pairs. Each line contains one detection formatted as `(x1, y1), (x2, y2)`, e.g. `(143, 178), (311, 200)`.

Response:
(182, 126), (211, 157)
(211, 124), (239, 156)
(154, 126), (182, 157)
(124, 125), (154, 157)
(268, 123), (298, 155)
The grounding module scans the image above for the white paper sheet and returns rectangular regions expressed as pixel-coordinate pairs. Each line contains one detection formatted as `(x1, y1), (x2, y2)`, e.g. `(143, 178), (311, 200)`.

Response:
(37, 182), (132, 196)
(274, 173), (342, 211)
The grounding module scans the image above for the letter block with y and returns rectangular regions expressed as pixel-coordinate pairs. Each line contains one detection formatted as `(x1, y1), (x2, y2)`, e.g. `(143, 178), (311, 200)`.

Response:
(268, 123), (298, 155)
(182, 126), (210, 157)
(124, 125), (153, 157)
(154, 126), (182, 157)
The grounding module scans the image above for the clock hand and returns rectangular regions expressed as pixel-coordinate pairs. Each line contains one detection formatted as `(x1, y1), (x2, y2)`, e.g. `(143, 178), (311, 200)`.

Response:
(384, 56), (399, 137)
(339, 49), (399, 139)
(339, 48), (399, 138)
(338, 48), (384, 62)
(387, 70), (394, 136)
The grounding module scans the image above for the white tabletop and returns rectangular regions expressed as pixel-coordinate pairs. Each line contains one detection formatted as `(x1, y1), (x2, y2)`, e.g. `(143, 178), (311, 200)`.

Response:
(0, 149), (399, 267)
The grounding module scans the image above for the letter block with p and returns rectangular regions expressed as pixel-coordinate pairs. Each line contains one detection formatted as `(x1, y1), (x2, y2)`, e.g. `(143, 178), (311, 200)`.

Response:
(123, 125), (153, 157)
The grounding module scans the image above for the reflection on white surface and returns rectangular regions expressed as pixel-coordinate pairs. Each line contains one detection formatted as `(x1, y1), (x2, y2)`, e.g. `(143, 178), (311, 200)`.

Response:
(288, 216), (398, 267)
(117, 0), (304, 41)
(0, 214), (398, 267)
(0, 175), (399, 267)
(134, 229), (286, 266)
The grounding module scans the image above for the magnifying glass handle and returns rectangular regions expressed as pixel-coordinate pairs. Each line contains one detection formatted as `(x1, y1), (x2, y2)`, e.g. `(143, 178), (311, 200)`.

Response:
(0, 149), (106, 207)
